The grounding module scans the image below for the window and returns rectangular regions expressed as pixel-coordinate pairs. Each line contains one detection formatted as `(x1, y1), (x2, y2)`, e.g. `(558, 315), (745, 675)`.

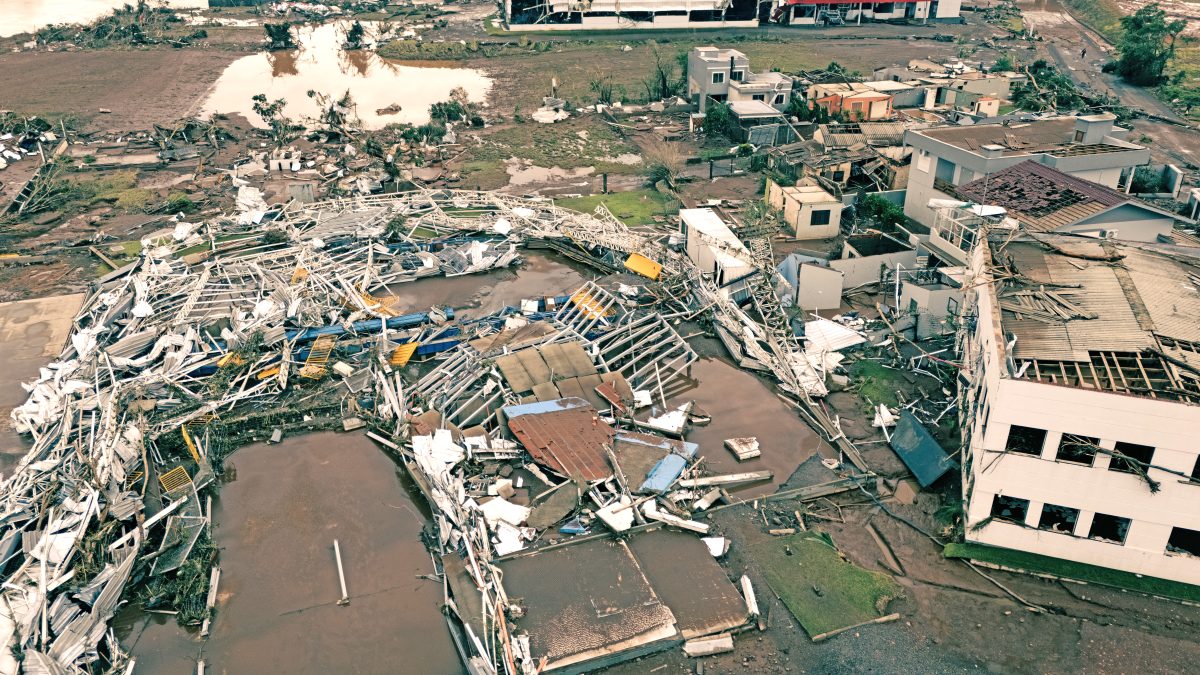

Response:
(916, 150), (931, 173)
(712, 72), (725, 84)
(1074, 130), (1085, 142)
(831, 170), (846, 182)
(990, 495), (1029, 524)
(1109, 442), (1154, 474)
(1088, 513), (1130, 544)
(752, 94), (765, 101)
(730, 70), (744, 82)
(1004, 425), (1046, 456)
(1056, 434), (1099, 466)
(774, 94), (785, 105)
(810, 209), (831, 226)
(1038, 503), (1080, 534)
(1166, 527), (1200, 557)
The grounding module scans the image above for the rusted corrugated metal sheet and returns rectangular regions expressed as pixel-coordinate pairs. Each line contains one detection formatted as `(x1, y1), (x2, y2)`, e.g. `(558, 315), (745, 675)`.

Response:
(504, 398), (614, 481)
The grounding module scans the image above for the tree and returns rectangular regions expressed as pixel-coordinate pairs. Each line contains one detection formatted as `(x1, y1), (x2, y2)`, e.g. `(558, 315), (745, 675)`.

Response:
(1116, 3), (1186, 86)
(990, 55), (1016, 73)
(344, 20), (365, 50)
(703, 101), (740, 142)
(251, 94), (300, 147)
(1011, 59), (1084, 111)
(263, 22), (294, 50)
(643, 45), (683, 101)
(641, 138), (684, 189)
(859, 193), (905, 230)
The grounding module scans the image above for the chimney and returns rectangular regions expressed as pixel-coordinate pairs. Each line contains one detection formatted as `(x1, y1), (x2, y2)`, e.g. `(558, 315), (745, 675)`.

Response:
(980, 144), (1005, 159)
(1074, 113), (1116, 145)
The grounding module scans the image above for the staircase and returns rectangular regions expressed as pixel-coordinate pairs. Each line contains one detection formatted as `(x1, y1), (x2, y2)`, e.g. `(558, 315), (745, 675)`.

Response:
(300, 335), (337, 379)
(389, 342), (419, 367)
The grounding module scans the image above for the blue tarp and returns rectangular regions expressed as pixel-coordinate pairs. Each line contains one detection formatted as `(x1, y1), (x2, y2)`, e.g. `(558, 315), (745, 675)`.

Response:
(889, 410), (956, 487)
(625, 432), (699, 493)
(640, 455), (688, 493)
(502, 397), (592, 420)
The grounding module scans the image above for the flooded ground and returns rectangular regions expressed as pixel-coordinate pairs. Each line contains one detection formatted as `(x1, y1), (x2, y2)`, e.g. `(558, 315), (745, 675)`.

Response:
(200, 22), (491, 129)
(386, 250), (591, 319)
(0, 294), (84, 478)
(0, 0), (204, 37)
(117, 431), (460, 674)
(669, 358), (832, 499)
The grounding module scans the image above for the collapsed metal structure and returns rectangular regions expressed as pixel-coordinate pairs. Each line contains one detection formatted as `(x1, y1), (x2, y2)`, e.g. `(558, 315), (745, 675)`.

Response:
(0, 189), (868, 673)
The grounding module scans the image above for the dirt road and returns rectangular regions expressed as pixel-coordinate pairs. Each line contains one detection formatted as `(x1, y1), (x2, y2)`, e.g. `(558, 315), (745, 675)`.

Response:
(1019, 0), (1200, 170)
(0, 49), (237, 132)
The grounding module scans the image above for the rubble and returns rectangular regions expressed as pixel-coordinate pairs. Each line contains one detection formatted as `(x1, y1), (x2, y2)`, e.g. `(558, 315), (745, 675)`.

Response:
(0, 182), (890, 673)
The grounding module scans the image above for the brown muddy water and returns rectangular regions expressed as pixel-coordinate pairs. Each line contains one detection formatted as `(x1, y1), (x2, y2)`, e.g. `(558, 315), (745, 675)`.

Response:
(116, 431), (461, 674)
(386, 250), (591, 319)
(668, 358), (833, 499)
(200, 21), (491, 129)
(0, 0), (204, 37)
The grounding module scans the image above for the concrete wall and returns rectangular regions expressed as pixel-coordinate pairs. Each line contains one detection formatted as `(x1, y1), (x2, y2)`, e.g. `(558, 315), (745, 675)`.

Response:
(830, 248), (918, 287)
(900, 282), (959, 338)
(796, 263), (844, 311)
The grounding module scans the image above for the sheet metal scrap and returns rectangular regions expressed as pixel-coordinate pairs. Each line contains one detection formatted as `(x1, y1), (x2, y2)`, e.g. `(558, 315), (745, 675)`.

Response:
(503, 398), (615, 481)
(0, 184), (870, 675)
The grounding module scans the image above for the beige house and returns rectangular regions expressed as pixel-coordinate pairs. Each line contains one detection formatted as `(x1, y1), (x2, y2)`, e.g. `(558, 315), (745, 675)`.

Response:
(766, 179), (842, 240)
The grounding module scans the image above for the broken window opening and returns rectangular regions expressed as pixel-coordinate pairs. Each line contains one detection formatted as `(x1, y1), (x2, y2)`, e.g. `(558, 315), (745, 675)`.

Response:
(990, 494), (1029, 525)
(1005, 425), (1046, 456)
(1166, 527), (1200, 557)
(1037, 503), (1080, 535)
(1088, 513), (1130, 545)
(1109, 442), (1155, 474)
(1056, 434), (1099, 466)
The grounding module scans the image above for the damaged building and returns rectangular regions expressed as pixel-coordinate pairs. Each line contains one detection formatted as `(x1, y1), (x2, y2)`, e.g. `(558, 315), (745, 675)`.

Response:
(959, 232), (1200, 586)
(503, 0), (759, 31)
(902, 114), (1152, 228)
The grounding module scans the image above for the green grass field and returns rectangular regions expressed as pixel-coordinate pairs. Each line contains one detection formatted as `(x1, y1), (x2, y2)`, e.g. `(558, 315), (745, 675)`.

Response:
(555, 189), (677, 226)
(754, 532), (901, 638)
(945, 542), (1200, 603)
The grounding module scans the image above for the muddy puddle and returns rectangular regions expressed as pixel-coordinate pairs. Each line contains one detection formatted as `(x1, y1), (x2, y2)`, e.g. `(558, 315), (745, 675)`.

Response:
(385, 250), (590, 319)
(668, 358), (833, 499)
(200, 21), (490, 129)
(116, 431), (459, 674)
(505, 161), (596, 189)
(0, 0), (204, 37)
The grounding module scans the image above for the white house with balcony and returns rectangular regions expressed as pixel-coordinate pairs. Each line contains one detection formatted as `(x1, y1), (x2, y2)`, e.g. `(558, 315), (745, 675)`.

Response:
(687, 47), (794, 113)
(902, 114), (1151, 228)
(957, 231), (1200, 586)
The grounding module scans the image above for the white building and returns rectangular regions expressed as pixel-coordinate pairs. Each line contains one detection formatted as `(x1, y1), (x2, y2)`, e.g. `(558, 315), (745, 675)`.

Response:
(777, 0), (962, 25)
(688, 47), (794, 113)
(680, 208), (756, 296)
(765, 179), (842, 240)
(959, 232), (1200, 586)
(504, 0), (757, 31)
(902, 115), (1151, 228)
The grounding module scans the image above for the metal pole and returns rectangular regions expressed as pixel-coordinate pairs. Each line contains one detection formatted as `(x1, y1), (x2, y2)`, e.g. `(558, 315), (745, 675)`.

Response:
(334, 539), (350, 606)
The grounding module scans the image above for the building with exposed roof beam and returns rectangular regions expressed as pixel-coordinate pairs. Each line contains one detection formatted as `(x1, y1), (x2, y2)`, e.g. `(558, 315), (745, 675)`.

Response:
(958, 231), (1200, 586)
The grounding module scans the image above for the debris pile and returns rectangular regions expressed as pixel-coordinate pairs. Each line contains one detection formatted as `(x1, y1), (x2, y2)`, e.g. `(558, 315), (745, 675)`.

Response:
(0, 187), (881, 672)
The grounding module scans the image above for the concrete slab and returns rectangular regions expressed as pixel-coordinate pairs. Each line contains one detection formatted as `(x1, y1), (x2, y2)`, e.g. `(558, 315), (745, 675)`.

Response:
(0, 293), (84, 476)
